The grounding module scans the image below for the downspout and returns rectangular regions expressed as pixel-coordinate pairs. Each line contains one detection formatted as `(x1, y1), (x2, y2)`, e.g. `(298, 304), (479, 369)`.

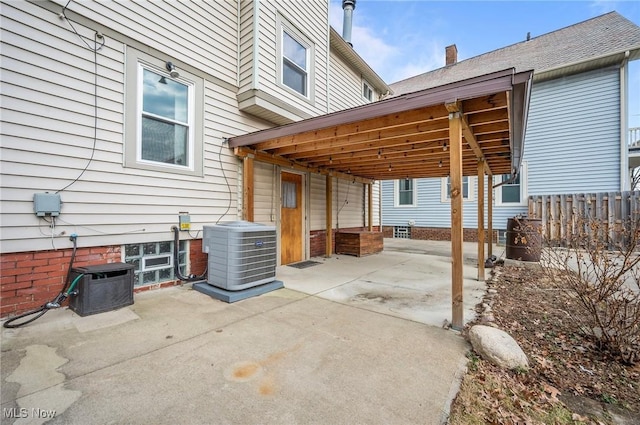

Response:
(326, 3), (331, 113)
(251, 0), (260, 90)
(620, 50), (630, 190)
(236, 0), (241, 87)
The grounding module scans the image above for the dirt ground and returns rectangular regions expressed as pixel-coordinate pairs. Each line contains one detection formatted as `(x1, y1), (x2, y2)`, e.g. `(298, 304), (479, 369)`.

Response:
(448, 265), (640, 424)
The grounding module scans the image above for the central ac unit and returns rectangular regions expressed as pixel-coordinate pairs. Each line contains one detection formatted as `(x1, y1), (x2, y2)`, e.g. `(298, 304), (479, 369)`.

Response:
(202, 221), (277, 291)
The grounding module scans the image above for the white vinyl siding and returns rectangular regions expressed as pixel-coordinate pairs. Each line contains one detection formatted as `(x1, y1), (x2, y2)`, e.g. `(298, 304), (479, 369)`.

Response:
(309, 174), (328, 230)
(0, 1), (270, 253)
(46, 0), (239, 87)
(253, 161), (277, 226)
(309, 176), (380, 231)
(254, 1), (329, 116)
(328, 50), (366, 112)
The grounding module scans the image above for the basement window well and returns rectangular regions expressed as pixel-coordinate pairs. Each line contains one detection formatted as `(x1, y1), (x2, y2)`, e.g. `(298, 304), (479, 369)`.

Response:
(124, 240), (187, 286)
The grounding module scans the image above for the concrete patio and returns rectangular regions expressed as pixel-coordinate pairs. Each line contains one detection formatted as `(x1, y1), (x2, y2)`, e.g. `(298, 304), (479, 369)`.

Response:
(1, 239), (498, 425)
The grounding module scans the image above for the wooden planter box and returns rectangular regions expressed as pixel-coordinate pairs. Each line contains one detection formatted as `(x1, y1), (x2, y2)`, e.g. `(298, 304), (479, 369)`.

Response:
(335, 231), (383, 257)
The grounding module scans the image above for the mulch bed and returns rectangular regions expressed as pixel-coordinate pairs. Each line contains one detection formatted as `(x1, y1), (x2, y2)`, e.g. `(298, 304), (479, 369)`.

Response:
(449, 264), (640, 424)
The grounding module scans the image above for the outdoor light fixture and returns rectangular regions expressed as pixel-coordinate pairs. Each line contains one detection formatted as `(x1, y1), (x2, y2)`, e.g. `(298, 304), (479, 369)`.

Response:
(329, 156), (333, 164)
(439, 159), (443, 168)
(388, 163), (392, 171)
(443, 142), (448, 151)
(166, 61), (180, 78)
(377, 149), (381, 159)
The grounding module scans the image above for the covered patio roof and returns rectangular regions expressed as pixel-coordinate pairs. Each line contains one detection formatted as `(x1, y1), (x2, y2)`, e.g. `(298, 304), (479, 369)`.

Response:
(228, 68), (533, 330)
(229, 68), (533, 183)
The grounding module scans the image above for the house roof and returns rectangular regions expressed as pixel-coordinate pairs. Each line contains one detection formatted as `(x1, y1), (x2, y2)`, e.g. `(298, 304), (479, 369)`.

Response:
(229, 68), (533, 182)
(391, 11), (640, 97)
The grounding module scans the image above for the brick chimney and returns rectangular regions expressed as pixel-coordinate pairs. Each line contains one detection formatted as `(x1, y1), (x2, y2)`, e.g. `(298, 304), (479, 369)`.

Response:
(445, 44), (457, 66)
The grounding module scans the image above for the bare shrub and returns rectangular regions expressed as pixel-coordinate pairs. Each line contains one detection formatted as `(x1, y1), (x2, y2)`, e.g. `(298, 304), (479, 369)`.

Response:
(536, 212), (640, 364)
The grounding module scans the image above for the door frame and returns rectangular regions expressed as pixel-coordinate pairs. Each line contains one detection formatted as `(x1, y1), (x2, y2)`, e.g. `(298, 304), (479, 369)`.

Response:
(277, 168), (308, 265)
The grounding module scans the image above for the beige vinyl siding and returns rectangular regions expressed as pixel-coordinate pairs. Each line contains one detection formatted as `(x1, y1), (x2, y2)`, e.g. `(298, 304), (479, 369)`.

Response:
(255, 0), (329, 116)
(47, 0), (239, 87)
(309, 174), (328, 230)
(238, 0), (256, 92)
(309, 176), (380, 230)
(253, 162), (278, 226)
(328, 50), (366, 112)
(335, 179), (365, 230)
(0, 1), (270, 253)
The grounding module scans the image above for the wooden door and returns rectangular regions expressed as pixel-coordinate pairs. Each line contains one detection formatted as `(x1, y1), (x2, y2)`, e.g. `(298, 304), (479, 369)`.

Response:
(281, 172), (303, 265)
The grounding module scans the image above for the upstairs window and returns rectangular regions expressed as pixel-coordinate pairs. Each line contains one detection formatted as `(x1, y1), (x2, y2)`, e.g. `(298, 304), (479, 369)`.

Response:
(282, 30), (308, 96)
(363, 81), (373, 102)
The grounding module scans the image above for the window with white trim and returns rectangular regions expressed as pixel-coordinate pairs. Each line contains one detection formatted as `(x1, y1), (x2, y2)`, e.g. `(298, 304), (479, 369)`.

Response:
(282, 29), (309, 97)
(124, 48), (204, 176)
(495, 162), (528, 206)
(362, 81), (374, 102)
(441, 176), (474, 202)
(395, 179), (416, 207)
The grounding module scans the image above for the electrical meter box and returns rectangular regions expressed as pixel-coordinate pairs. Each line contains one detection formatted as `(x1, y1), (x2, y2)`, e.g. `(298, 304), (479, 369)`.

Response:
(69, 263), (134, 316)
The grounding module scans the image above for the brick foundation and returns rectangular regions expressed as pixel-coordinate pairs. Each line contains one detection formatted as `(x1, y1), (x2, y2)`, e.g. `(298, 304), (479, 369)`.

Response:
(1, 245), (121, 318)
(1, 240), (208, 319)
(382, 226), (498, 243)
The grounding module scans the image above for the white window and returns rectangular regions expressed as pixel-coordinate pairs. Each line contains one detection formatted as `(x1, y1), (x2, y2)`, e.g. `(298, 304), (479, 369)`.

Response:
(362, 81), (373, 102)
(282, 29), (309, 96)
(495, 162), (528, 206)
(441, 176), (475, 202)
(124, 48), (204, 176)
(277, 17), (314, 101)
(394, 179), (416, 207)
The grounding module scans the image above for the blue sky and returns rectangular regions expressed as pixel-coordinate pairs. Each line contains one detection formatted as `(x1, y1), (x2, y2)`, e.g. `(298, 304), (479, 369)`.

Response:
(329, 0), (640, 127)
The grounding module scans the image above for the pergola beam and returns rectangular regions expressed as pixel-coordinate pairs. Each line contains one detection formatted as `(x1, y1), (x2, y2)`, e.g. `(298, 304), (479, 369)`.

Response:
(234, 146), (372, 184)
(445, 101), (493, 176)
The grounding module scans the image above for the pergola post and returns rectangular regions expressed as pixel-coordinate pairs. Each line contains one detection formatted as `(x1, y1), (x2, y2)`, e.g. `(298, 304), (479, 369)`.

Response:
(487, 173), (493, 257)
(368, 183), (373, 231)
(242, 156), (254, 222)
(326, 175), (333, 257)
(477, 160), (485, 281)
(449, 111), (464, 330)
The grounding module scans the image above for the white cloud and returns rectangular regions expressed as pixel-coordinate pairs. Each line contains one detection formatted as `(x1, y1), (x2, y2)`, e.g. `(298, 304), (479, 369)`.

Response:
(329, 0), (441, 83)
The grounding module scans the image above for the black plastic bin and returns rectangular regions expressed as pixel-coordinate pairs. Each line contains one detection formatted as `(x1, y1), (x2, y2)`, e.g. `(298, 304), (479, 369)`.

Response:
(69, 263), (135, 316)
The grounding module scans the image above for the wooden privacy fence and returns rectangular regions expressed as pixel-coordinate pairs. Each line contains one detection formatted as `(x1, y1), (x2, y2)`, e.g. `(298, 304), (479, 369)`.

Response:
(528, 191), (640, 247)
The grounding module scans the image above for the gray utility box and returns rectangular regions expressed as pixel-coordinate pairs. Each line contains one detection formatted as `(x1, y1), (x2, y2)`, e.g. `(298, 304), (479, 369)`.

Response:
(202, 221), (277, 291)
(69, 263), (134, 316)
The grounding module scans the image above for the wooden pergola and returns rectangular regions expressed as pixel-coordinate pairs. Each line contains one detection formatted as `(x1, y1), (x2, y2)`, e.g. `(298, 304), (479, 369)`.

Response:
(229, 68), (533, 329)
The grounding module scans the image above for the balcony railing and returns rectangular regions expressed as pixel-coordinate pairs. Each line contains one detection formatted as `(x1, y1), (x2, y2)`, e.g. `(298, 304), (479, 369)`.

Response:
(630, 127), (640, 148)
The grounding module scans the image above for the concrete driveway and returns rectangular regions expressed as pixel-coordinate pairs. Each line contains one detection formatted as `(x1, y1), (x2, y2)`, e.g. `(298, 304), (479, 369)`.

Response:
(1, 239), (493, 425)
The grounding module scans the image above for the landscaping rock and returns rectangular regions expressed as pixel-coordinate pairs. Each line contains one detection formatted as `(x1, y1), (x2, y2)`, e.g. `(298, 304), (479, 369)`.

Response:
(468, 325), (529, 370)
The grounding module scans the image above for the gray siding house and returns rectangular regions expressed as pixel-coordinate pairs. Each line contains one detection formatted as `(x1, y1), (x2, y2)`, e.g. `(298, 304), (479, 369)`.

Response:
(381, 12), (640, 241)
